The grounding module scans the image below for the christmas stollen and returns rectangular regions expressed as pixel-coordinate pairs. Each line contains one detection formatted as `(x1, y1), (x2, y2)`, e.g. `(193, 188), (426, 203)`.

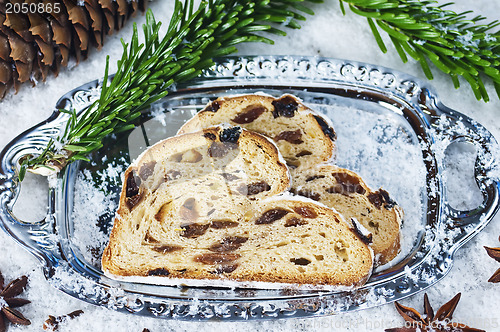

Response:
(291, 165), (403, 265)
(178, 93), (403, 265)
(178, 94), (337, 168)
(102, 126), (373, 289)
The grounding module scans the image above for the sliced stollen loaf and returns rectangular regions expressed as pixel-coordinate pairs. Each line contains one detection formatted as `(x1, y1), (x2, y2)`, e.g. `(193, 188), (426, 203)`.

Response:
(291, 165), (403, 265)
(102, 126), (290, 277)
(177, 94), (337, 167)
(102, 126), (373, 289)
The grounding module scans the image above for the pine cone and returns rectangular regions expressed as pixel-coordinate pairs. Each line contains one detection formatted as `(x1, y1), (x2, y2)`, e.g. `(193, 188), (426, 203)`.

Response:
(0, 0), (147, 99)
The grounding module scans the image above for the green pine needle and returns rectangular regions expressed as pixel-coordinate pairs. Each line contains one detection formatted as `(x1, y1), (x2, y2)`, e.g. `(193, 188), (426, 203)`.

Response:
(340, 0), (500, 102)
(19, 0), (319, 180)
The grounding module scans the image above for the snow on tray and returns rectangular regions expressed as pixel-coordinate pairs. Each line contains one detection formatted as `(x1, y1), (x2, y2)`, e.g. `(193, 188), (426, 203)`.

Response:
(72, 159), (125, 267)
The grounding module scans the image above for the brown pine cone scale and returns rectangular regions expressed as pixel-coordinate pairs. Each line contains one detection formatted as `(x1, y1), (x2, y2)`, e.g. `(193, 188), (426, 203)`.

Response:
(0, 0), (147, 99)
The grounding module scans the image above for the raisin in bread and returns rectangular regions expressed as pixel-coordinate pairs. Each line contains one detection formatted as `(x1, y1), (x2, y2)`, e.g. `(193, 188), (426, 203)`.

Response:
(178, 94), (336, 167)
(291, 165), (403, 265)
(104, 195), (373, 289)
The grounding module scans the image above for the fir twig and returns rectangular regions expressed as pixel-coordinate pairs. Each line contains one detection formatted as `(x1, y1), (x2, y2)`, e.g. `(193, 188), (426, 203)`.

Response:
(19, 0), (320, 180)
(340, 0), (500, 102)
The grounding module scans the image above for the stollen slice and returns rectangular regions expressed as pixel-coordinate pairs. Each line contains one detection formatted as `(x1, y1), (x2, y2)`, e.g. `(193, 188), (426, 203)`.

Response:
(291, 164), (403, 265)
(102, 126), (290, 277)
(177, 94), (336, 168)
(103, 196), (373, 289)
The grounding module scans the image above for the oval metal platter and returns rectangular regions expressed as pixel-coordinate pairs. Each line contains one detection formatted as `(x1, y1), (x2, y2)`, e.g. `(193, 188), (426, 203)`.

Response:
(0, 56), (499, 320)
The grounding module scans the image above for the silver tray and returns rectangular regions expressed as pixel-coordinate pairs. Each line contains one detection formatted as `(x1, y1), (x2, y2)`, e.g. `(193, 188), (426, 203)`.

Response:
(0, 56), (499, 320)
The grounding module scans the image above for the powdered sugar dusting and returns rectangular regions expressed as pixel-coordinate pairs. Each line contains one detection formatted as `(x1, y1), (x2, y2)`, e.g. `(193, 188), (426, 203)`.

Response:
(49, 262), (105, 300)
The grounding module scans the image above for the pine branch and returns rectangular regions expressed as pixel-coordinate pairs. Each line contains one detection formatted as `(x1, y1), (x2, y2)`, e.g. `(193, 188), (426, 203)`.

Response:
(19, 0), (320, 180)
(340, 0), (500, 102)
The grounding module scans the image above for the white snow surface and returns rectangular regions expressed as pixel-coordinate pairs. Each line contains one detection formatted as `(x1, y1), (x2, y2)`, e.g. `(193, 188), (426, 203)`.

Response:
(0, 0), (499, 331)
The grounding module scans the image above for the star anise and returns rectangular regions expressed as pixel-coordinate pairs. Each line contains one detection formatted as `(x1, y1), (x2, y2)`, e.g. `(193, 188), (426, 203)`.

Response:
(385, 293), (485, 332)
(43, 309), (84, 331)
(484, 236), (500, 283)
(0, 270), (31, 332)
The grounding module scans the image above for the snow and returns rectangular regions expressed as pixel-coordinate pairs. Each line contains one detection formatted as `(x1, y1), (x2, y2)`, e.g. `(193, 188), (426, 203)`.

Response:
(0, 297), (7, 309)
(150, 104), (169, 126)
(484, 34), (497, 43)
(456, 30), (480, 49)
(0, 0), (499, 331)
(71, 168), (120, 266)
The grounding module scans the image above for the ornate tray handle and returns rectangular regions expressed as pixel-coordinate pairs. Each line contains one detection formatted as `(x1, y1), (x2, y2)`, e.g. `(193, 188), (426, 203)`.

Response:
(428, 99), (500, 251)
(0, 121), (59, 268)
(0, 97), (77, 270)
